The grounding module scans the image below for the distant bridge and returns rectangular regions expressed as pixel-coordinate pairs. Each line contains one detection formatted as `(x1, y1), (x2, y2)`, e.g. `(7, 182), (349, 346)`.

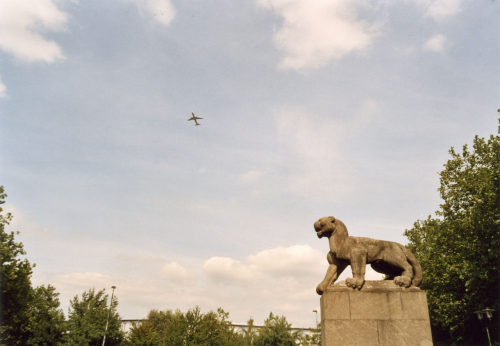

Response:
(231, 323), (316, 336)
(121, 319), (317, 336)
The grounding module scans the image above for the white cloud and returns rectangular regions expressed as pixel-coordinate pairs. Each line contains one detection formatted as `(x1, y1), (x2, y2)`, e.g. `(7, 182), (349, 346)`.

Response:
(256, 0), (462, 70)
(0, 73), (6, 97)
(113, 255), (194, 284)
(424, 34), (448, 52)
(408, 0), (461, 21)
(161, 261), (191, 281)
(247, 245), (323, 277)
(202, 245), (325, 325)
(418, 0), (462, 21)
(204, 245), (324, 284)
(0, 0), (67, 62)
(203, 256), (257, 283)
(132, 0), (176, 26)
(257, 0), (379, 70)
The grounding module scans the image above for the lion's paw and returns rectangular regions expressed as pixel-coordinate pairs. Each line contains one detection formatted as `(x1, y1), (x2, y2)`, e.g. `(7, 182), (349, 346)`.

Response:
(346, 277), (364, 290)
(394, 276), (411, 287)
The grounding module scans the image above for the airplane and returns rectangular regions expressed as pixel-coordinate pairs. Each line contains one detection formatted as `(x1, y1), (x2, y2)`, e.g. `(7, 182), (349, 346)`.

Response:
(188, 112), (203, 126)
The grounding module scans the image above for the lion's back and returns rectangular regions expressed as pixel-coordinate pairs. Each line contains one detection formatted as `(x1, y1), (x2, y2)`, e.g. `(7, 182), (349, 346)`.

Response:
(350, 236), (404, 260)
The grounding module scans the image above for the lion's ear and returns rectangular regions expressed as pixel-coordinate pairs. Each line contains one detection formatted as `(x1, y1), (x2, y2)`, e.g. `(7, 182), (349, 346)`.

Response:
(329, 216), (336, 222)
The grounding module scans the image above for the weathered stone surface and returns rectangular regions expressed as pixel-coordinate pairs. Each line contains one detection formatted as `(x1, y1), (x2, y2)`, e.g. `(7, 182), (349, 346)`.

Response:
(401, 292), (430, 320)
(349, 291), (402, 320)
(321, 280), (433, 346)
(377, 320), (433, 346)
(322, 291), (350, 320)
(323, 320), (378, 346)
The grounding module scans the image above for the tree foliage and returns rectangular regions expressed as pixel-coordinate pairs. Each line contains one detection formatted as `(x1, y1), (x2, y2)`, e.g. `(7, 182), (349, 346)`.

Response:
(253, 312), (297, 346)
(127, 309), (320, 346)
(405, 124), (500, 344)
(242, 318), (258, 346)
(66, 288), (124, 345)
(0, 186), (35, 345)
(296, 323), (321, 346)
(126, 306), (245, 346)
(26, 284), (67, 345)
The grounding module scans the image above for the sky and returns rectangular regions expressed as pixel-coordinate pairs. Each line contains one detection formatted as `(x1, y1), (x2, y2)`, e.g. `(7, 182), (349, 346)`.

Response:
(0, 0), (499, 327)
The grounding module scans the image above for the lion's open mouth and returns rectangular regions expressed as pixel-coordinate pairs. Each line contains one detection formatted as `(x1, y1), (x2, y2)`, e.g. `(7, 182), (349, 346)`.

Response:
(314, 221), (325, 238)
(315, 226), (333, 238)
(314, 218), (335, 238)
(316, 227), (328, 238)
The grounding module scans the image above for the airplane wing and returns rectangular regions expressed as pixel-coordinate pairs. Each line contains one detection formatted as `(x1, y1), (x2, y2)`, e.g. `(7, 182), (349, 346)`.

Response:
(188, 112), (203, 125)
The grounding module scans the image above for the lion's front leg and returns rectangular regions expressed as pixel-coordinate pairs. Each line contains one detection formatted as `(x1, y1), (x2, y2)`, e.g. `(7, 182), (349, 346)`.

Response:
(346, 248), (367, 290)
(316, 252), (346, 295)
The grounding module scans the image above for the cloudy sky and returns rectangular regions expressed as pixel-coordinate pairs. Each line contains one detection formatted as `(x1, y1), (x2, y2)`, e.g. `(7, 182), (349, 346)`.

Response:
(0, 0), (499, 327)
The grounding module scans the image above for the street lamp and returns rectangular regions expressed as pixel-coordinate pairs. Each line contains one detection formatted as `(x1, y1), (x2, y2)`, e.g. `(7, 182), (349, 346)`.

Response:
(102, 285), (116, 346)
(312, 309), (318, 328)
(474, 307), (495, 346)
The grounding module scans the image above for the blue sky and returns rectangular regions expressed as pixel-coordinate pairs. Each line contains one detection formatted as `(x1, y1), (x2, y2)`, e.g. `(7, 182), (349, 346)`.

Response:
(0, 0), (499, 326)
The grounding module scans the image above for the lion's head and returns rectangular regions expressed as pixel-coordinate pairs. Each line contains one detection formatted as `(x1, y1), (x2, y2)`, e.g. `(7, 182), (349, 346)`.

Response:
(314, 216), (336, 238)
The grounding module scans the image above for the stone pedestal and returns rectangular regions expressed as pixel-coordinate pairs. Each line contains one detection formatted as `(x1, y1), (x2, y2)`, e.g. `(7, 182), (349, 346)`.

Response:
(321, 280), (433, 346)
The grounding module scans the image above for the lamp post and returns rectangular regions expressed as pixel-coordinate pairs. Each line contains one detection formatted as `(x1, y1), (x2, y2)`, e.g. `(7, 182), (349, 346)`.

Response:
(474, 307), (495, 346)
(312, 309), (318, 328)
(102, 285), (116, 346)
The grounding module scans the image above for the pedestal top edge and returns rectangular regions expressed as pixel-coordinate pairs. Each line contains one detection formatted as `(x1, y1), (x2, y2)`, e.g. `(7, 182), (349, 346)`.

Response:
(325, 280), (422, 292)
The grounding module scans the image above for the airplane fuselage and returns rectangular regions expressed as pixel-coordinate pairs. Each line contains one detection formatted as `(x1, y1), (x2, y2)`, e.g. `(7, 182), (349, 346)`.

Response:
(188, 112), (203, 126)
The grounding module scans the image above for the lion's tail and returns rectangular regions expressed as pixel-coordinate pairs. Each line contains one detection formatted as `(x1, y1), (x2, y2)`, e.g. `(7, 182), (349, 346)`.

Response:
(403, 247), (422, 286)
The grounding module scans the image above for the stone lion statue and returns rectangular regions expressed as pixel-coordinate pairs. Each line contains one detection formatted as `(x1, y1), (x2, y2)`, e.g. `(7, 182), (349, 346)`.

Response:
(314, 216), (422, 294)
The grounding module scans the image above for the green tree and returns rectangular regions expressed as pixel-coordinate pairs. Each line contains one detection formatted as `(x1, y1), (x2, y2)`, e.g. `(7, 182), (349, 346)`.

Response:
(184, 307), (244, 346)
(0, 186), (68, 345)
(0, 186), (35, 345)
(126, 306), (245, 346)
(253, 312), (297, 346)
(296, 323), (321, 346)
(405, 124), (500, 345)
(26, 284), (67, 345)
(127, 309), (186, 345)
(67, 288), (124, 345)
(242, 318), (258, 346)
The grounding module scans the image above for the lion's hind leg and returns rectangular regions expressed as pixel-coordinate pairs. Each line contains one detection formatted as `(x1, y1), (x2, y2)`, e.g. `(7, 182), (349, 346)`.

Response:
(394, 274), (412, 287)
(370, 260), (402, 280)
(389, 255), (413, 287)
(378, 245), (414, 287)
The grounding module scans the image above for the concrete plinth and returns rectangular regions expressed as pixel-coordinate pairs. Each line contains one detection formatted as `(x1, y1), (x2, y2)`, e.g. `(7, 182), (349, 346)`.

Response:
(321, 280), (433, 346)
